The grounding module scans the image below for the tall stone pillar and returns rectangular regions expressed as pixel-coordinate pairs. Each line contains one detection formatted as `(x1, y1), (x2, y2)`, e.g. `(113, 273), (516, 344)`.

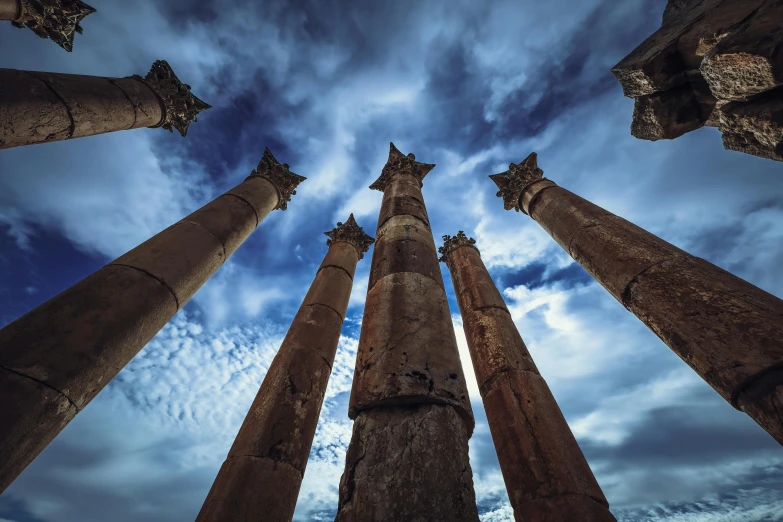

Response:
(197, 215), (374, 522)
(334, 143), (479, 522)
(0, 60), (210, 150)
(440, 232), (616, 522)
(0, 0), (95, 51)
(490, 153), (783, 445)
(0, 149), (305, 494)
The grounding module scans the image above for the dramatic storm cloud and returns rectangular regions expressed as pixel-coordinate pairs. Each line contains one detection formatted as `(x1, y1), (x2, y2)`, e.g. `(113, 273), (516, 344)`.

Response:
(1, 0), (782, 521)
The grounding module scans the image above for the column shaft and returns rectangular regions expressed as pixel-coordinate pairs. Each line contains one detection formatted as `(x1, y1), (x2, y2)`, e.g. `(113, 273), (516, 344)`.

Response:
(0, 150), (305, 493)
(0, 60), (209, 149)
(0, 0), (18, 20)
(491, 154), (783, 445)
(442, 235), (616, 522)
(196, 217), (373, 522)
(336, 143), (478, 522)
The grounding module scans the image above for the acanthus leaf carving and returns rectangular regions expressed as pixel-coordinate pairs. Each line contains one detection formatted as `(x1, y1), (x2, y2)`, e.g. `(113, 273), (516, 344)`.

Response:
(439, 231), (478, 262)
(369, 142), (436, 192)
(249, 148), (307, 211)
(489, 152), (544, 212)
(12, 0), (96, 52)
(132, 60), (212, 137)
(325, 214), (375, 259)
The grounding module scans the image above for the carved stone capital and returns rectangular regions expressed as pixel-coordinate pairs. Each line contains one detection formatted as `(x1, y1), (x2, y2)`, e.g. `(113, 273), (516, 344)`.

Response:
(489, 152), (544, 212)
(248, 148), (306, 211)
(12, 0), (96, 52)
(370, 142), (436, 192)
(439, 231), (478, 262)
(325, 214), (375, 259)
(132, 60), (212, 137)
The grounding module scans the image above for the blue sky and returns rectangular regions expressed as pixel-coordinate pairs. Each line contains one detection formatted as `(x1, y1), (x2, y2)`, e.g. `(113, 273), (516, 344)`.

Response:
(1, 1), (783, 520)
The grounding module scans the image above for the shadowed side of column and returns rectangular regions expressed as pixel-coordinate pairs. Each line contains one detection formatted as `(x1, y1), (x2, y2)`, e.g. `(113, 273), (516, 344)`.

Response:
(0, 149), (305, 494)
(335, 143), (479, 522)
(441, 233), (616, 522)
(490, 153), (783, 445)
(0, 60), (210, 149)
(197, 216), (373, 522)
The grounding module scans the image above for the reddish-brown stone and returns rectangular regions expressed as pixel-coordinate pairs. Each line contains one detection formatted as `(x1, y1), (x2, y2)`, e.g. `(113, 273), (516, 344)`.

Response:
(350, 272), (473, 429)
(613, 0), (783, 162)
(442, 239), (614, 522)
(493, 158), (783, 445)
(336, 404), (479, 522)
(196, 457), (302, 522)
(337, 143), (478, 521)
(369, 214), (444, 290)
(197, 219), (371, 522)
(0, 152), (302, 494)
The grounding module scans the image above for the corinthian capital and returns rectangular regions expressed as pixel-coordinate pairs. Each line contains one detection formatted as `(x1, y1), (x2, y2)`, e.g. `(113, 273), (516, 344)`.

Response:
(489, 152), (544, 212)
(12, 0), (96, 52)
(439, 231), (478, 262)
(325, 214), (375, 259)
(133, 60), (212, 137)
(370, 142), (436, 192)
(250, 148), (307, 211)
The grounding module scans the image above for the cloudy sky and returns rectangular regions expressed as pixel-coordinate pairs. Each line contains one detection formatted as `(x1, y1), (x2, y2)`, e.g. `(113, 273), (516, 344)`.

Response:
(1, 0), (783, 520)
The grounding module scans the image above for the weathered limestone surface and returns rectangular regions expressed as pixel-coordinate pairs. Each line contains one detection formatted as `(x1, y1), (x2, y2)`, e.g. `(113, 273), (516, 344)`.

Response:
(336, 143), (478, 521)
(613, 0), (783, 161)
(0, 0), (19, 20)
(0, 60), (209, 149)
(441, 234), (615, 522)
(491, 155), (783, 445)
(1, 0), (96, 51)
(197, 217), (372, 522)
(335, 404), (479, 522)
(0, 150), (304, 494)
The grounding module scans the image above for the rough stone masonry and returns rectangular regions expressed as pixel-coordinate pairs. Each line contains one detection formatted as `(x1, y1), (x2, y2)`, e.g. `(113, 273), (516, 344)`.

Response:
(613, 0), (783, 162)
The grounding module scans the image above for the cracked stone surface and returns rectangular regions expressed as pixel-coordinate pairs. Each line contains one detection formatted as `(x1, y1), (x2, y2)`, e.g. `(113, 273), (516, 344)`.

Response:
(443, 239), (614, 522)
(495, 163), (783, 447)
(197, 222), (365, 522)
(336, 405), (479, 522)
(338, 146), (478, 520)
(0, 173), (283, 494)
(612, 0), (783, 162)
(0, 61), (210, 150)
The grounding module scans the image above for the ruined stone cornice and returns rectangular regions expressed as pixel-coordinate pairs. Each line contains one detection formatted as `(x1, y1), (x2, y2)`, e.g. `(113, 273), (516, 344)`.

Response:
(12, 0), (96, 52)
(248, 148), (306, 211)
(489, 152), (544, 212)
(325, 214), (375, 259)
(132, 60), (212, 137)
(369, 142), (436, 192)
(439, 231), (478, 262)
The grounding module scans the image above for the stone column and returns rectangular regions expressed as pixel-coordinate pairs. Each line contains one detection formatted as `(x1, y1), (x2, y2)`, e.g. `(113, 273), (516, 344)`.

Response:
(334, 143), (479, 522)
(196, 215), (374, 522)
(0, 59), (210, 149)
(0, 149), (305, 494)
(440, 232), (616, 522)
(0, 0), (95, 51)
(490, 153), (783, 445)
